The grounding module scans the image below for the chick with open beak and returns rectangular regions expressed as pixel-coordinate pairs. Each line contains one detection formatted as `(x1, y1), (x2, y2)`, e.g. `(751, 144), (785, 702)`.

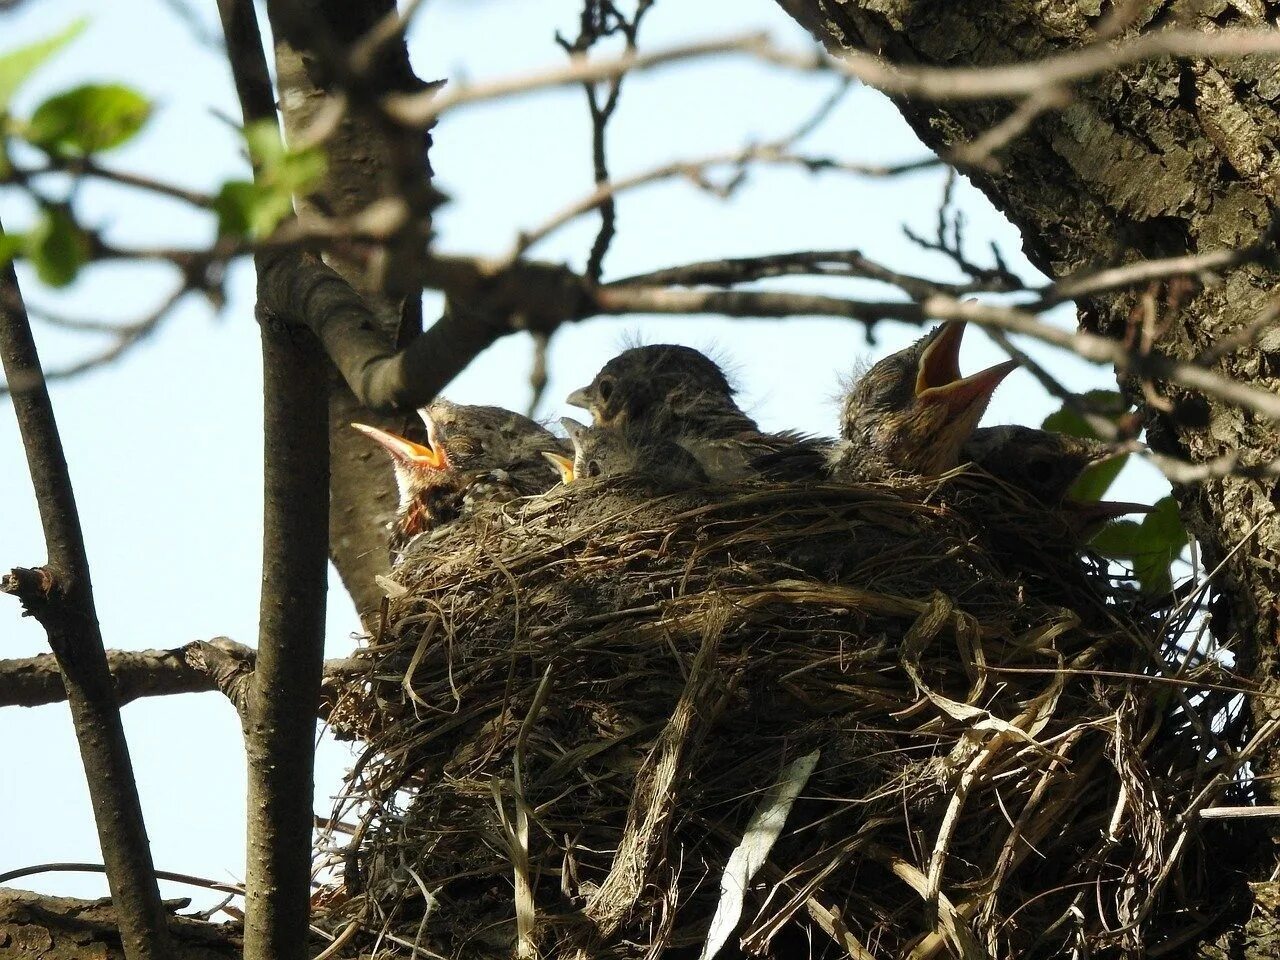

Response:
(544, 418), (708, 487)
(828, 321), (1017, 480)
(354, 400), (564, 559)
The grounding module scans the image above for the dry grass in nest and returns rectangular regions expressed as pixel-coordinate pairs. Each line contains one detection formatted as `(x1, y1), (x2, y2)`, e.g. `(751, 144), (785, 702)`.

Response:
(317, 472), (1250, 959)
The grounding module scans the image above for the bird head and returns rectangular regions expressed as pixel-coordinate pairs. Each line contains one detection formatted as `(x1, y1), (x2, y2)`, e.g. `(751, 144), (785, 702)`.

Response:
(423, 399), (560, 470)
(546, 417), (708, 487)
(566, 344), (736, 431)
(965, 425), (1115, 507)
(542, 417), (589, 484)
(352, 418), (451, 508)
(355, 400), (562, 502)
(840, 322), (1016, 476)
(557, 416), (609, 482)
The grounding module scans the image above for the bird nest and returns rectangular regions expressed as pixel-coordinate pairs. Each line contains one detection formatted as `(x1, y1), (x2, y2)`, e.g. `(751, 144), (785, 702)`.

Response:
(319, 474), (1239, 959)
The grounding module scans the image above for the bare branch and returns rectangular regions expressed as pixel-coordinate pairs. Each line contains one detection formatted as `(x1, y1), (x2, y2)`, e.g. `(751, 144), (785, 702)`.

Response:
(10, 156), (217, 208)
(1042, 239), (1277, 305)
(385, 27), (1280, 131)
(822, 26), (1280, 101)
(1123, 443), (1280, 484)
(610, 249), (1004, 298)
(984, 328), (1123, 440)
(385, 33), (775, 125)
(0, 226), (174, 960)
(556, 0), (658, 282)
(216, 4), (330, 960)
(922, 294), (1280, 421)
(497, 137), (931, 268)
(0, 642), (364, 711)
(1, 286), (193, 398)
(589, 282), (1280, 420)
(258, 251), (541, 412)
(1196, 296), (1280, 366)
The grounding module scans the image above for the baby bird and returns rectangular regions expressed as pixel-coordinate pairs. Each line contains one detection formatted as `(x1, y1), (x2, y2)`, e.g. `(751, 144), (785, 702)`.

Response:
(828, 321), (1016, 480)
(544, 418), (708, 487)
(566, 344), (822, 481)
(566, 344), (755, 438)
(962, 423), (1151, 538)
(963, 425), (1111, 506)
(354, 400), (564, 558)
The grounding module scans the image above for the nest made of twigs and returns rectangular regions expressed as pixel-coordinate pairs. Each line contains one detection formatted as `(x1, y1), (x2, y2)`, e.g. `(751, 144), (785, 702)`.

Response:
(319, 472), (1241, 960)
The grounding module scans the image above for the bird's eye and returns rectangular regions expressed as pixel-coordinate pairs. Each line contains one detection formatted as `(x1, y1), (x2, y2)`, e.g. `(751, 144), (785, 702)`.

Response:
(586, 460), (603, 478)
(597, 376), (616, 402)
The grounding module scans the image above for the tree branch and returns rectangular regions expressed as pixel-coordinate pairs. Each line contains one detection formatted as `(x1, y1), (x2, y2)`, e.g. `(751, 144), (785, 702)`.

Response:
(0, 888), (237, 960)
(257, 251), (581, 412)
(216, 5), (330, 960)
(0, 642), (364, 711)
(382, 27), (1280, 129)
(0, 226), (174, 960)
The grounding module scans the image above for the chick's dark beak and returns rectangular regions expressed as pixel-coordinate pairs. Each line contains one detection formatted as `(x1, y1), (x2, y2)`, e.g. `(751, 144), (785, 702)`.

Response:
(351, 422), (448, 469)
(566, 386), (593, 412)
(915, 322), (1017, 415)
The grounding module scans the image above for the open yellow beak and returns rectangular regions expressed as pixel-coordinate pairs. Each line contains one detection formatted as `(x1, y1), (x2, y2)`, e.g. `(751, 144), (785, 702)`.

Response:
(542, 451), (575, 484)
(915, 321), (1016, 414)
(351, 422), (448, 469)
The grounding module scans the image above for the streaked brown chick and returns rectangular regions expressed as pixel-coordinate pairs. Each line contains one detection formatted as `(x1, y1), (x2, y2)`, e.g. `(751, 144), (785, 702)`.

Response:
(354, 399), (564, 558)
(828, 321), (1016, 480)
(566, 344), (754, 438)
(566, 344), (826, 481)
(545, 418), (709, 487)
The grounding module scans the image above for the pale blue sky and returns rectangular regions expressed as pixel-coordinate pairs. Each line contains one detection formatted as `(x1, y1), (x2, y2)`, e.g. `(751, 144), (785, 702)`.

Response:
(0, 0), (1164, 909)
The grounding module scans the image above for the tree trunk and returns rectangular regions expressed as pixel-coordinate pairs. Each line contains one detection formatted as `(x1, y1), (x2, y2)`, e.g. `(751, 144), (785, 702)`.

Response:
(268, 0), (438, 626)
(776, 0), (1280, 776)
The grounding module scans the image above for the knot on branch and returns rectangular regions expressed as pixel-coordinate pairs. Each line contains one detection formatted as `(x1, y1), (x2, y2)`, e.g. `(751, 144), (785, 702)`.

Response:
(182, 637), (256, 724)
(1, 565), (61, 618)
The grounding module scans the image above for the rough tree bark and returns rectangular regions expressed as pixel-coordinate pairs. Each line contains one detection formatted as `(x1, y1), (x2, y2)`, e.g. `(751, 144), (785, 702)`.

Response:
(267, 0), (438, 626)
(0, 890), (237, 960)
(776, 0), (1280, 771)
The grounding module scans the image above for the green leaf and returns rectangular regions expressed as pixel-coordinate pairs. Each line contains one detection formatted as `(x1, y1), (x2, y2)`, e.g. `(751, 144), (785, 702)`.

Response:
(27, 207), (90, 287)
(1068, 454), (1127, 503)
(28, 83), (151, 154)
(1041, 406), (1091, 440)
(1090, 496), (1188, 596)
(1088, 519), (1142, 557)
(215, 121), (326, 238)
(1041, 390), (1130, 441)
(213, 179), (293, 239)
(0, 20), (86, 110)
(0, 230), (25, 267)
(243, 119), (287, 169)
(241, 119), (325, 194)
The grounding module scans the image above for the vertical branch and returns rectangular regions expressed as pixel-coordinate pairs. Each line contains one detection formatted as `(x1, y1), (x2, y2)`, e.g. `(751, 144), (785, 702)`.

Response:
(556, 0), (655, 283)
(216, 3), (331, 960)
(0, 230), (174, 960)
